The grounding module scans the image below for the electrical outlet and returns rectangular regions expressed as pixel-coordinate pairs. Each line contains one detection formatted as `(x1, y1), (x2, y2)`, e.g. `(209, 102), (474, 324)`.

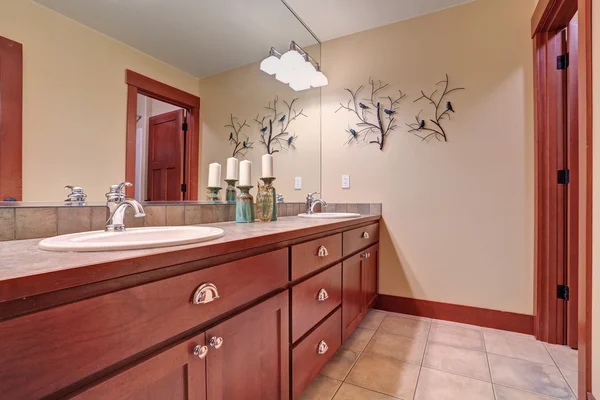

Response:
(294, 177), (302, 190)
(342, 175), (350, 189)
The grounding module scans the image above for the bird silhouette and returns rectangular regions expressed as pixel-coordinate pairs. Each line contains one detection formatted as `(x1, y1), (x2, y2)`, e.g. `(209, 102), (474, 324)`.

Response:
(384, 109), (395, 115)
(287, 136), (295, 145)
(279, 115), (286, 122)
(446, 102), (454, 112)
(260, 126), (268, 133)
(418, 120), (425, 129)
(243, 141), (248, 148)
(229, 132), (234, 141)
(359, 103), (369, 109)
(349, 128), (357, 137)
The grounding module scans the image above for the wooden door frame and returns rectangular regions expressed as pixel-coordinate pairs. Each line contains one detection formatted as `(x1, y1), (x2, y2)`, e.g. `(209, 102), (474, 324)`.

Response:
(125, 70), (200, 200)
(532, 1), (592, 399)
(0, 35), (23, 201)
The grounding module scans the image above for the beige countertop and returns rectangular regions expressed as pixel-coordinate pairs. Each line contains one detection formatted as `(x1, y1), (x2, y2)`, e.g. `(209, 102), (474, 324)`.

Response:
(0, 215), (380, 304)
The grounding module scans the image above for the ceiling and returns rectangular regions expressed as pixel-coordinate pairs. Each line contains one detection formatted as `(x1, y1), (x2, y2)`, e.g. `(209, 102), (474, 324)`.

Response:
(33, 0), (474, 78)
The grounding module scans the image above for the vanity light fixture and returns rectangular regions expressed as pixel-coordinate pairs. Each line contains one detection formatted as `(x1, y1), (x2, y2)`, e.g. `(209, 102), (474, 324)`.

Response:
(260, 41), (328, 91)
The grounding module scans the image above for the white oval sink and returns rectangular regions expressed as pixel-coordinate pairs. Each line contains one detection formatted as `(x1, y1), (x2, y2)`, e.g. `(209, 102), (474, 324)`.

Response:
(39, 226), (225, 252)
(298, 213), (361, 219)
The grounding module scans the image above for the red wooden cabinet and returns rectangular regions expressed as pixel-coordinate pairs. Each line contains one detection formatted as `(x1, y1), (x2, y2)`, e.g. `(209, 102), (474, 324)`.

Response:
(73, 333), (207, 400)
(364, 244), (379, 309)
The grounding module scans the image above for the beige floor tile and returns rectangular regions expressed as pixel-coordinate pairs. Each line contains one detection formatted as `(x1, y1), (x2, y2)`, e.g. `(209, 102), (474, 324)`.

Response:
(482, 327), (537, 341)
(488, 354), (575, 400)
(414, 367), (494, 400)
(360, 310), (387, 330)
(385, 311), (431, 321)
(560, 369), (578, 396)
(484, 331), (554, 365)
(342, 328), (376, 352)
(320, 348), (360, 381)
(494, 385), (561, 400)
(422, 342), (491, 382)
(364, 331), (426, 365)
(333, 383), (397, 400)
(299, 375), (342, 400)
(431, 319), (483, 331)
(428, 322), (484, 351)
(545, 343), (578, 371)
(378, 314), (431, 339)
(346, 353), (420, 399)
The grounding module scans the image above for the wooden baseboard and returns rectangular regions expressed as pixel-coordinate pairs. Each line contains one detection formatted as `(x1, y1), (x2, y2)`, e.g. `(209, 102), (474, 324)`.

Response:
(376, 295), (534, 335)
(588, 393), (596, 400)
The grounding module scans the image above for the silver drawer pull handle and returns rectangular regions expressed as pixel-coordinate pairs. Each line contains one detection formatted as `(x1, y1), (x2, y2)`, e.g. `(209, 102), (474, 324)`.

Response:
(362, 232), (370, 239)
(317, 288), (329, 302)
(193, 345), (208, 359)
(210, 336), (224, 349)
(317, 246), (329, 257)
(361, 252), (368, 258)
(317, 340), (329, 355)
(192, 283), (220, 305)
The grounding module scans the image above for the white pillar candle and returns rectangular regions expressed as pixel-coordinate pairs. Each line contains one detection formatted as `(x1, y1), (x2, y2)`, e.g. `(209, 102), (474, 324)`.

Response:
(208, 163), (221, 187)
(239, 160), (252, 186)
(226, 157), (239, 180)
(262, 154), (274, 178)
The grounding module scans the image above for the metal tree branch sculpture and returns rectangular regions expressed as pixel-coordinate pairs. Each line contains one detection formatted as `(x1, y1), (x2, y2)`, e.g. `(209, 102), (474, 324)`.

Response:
(406, 74), (465, 142)
(226, 114), (253, 158)
(254, 96), (307, 155)
(336, 77), (406, 150)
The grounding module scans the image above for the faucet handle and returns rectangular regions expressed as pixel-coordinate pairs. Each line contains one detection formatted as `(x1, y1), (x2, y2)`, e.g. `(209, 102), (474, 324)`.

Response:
(115, 182), (133, 194)
(106, 182), (132, 202)
(64, 186), (87, 203)
(307, 192), (319, 200)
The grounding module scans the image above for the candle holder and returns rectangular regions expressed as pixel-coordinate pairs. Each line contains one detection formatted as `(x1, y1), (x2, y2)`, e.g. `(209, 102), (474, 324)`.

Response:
(224, 179), (238, 204)
(236, 185), (254, 223)
(206, 187), (222, 203)
(260, 177), (277, 221)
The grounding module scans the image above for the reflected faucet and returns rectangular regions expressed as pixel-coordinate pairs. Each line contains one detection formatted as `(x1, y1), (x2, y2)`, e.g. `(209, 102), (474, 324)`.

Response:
(306, 192), (327, 215)
(105, 182), (145, 231)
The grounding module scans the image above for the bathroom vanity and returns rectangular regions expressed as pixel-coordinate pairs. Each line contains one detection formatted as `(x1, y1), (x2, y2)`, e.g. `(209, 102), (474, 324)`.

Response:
(0, 216), (379, 400)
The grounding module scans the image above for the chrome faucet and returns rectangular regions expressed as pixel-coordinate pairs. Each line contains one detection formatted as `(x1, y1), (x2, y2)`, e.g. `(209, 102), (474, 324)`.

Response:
(64, 185), (87, 205)
(306, 192), (327, 215)
(105, 182), (145, 231)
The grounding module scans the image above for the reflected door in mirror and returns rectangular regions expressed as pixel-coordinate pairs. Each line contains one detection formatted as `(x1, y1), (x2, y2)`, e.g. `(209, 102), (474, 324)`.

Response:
(147, 109), (185, 201)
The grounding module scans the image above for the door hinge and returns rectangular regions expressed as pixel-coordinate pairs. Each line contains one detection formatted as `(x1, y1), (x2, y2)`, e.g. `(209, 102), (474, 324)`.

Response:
(557, 285), (570, 301)
(557, 169), (570, 184)
(557, 53), (569, 70)
(182, 122), (188, 132)
(181, 183), (187, 193)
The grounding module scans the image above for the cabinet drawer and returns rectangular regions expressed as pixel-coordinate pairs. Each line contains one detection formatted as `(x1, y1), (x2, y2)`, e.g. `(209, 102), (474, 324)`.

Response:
(291, 233), (342, 280)
(291, 264), (341, 343)
(343, 223), (379, 256)
(0, 249), (288, 400)
(292, 308), (342, 400)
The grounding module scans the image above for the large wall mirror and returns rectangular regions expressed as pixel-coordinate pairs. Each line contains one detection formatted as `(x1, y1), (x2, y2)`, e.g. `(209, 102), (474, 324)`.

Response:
(0, 0), (321, 204)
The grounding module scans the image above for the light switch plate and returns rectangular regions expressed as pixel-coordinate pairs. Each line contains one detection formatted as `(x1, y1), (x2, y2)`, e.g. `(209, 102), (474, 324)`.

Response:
(342, 175), (350, 189)
(294, 177), (302, 190)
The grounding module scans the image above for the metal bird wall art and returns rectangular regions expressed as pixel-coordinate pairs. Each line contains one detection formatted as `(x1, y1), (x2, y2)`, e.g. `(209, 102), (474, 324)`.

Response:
(254, 96), (307, 155)
(406, 74), (465, 142)
(226, 114), (254, 158)
(336, 77), (406, 150)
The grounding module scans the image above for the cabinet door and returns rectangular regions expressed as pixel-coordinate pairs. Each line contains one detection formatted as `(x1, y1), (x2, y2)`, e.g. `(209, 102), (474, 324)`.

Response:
(206, 291), (289, 400)
(364, 244), (379, 310)
(73, 333), (207, 400)
(342, 252), (365, 341)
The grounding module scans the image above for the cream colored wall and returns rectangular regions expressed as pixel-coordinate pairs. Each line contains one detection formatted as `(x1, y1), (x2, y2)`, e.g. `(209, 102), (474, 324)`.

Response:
(198, 59), (321, 202)
(320, 0), (534, 314)
(0, 0), (199, 201)
(592, 0), (600, 394)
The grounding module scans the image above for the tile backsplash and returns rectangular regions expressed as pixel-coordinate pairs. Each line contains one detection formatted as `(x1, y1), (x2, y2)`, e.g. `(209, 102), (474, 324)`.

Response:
(0, 203), (382, 241)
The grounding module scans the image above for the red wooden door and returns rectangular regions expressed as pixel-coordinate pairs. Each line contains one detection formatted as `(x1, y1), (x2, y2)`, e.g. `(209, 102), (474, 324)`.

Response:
(206, 292), (289, 400)
(342, 252), (364, 341)
(147, 109), (185, 201)
(73, 332), (207, 400)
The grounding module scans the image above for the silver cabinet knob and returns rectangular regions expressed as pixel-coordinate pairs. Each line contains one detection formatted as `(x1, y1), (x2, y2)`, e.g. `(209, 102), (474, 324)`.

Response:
(317, 288), (329, 302)
(317, 340), (329, 355)
(361, 252), (368, 258)
(193, 345), (208, 359)
(362, 232), (370, 239)
(192, 283), (220, 305)
(210, 336), (224, 349)
(317, 246), (329, 257)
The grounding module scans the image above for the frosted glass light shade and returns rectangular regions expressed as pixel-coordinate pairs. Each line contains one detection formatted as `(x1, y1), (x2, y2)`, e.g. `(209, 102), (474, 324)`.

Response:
(311, 70), (328, 87)
(280, 50), (304, 69)
(260, 55), (280, 75)
(289, 77), (311, 91)
(275, 64), (293, 84)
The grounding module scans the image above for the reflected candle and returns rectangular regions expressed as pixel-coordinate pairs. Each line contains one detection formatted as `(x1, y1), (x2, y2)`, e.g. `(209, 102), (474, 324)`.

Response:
(226, 157), (239, 180)
(239, 160), (252, 186)
(208, 163), (221, 187)
(262, 154), (274, 178)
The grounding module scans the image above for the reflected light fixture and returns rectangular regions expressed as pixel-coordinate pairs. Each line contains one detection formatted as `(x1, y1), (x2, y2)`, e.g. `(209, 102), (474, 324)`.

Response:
(260, 41), (327, 91)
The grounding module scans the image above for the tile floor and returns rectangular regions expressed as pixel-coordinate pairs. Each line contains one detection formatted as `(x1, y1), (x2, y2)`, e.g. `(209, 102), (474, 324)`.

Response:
(300, 310), (578, 400)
